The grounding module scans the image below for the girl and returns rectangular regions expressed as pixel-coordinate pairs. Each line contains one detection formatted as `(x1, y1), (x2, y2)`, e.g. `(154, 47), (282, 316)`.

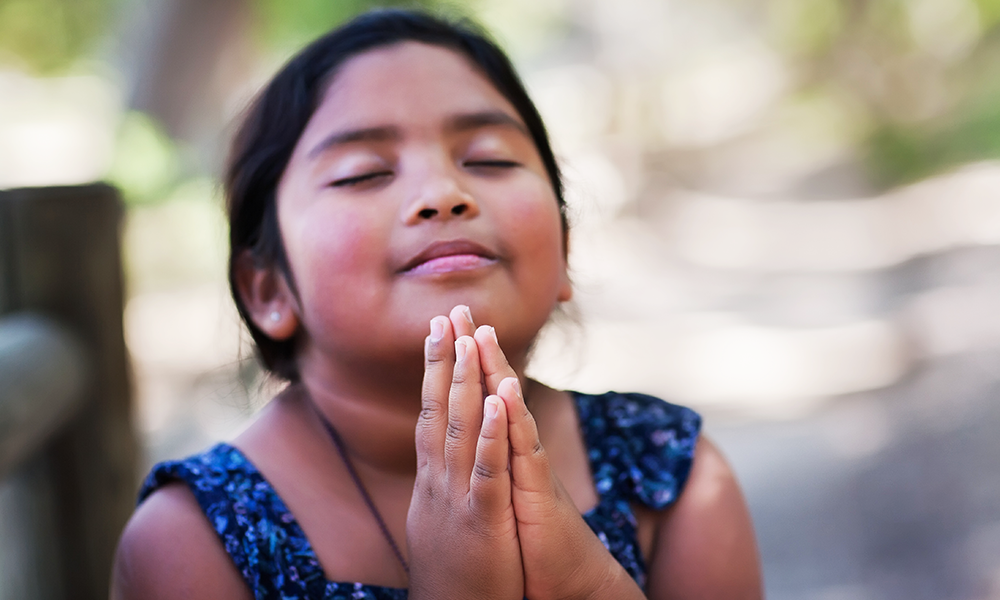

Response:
(112, 9), (761, 600)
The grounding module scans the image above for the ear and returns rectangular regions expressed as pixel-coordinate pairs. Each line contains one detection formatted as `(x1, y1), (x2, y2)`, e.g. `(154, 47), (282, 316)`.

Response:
(557, 270), (573, 303)
(557, 236), (573, 303)
(233, 250), (300, 341)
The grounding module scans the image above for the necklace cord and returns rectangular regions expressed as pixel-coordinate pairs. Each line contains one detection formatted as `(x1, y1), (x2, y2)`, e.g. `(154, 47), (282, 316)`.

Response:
(315, 410), (411, 576)
(310, 379), (535, 580)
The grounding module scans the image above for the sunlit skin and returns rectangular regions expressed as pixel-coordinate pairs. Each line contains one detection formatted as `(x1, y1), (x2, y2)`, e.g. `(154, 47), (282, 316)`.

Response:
(111, 42), (762, 600)
(282, 43), (570, 377)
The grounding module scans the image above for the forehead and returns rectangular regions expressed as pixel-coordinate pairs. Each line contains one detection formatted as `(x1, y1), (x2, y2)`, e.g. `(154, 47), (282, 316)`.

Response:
(304, 41), (521, 139)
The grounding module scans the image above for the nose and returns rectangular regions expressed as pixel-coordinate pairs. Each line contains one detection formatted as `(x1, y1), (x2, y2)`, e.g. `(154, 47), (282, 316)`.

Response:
(403, 174), (479, 224)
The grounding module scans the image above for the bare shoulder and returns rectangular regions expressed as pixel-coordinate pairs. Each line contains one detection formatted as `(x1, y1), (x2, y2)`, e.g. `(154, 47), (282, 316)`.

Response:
(645, 436), (763, 600)
(111, 482), (252, 600)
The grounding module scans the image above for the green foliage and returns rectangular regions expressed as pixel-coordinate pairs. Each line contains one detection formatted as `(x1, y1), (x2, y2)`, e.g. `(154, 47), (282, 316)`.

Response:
(251, 0), (442, 52)
(866, 127), (936, 187)
(106, 112), (181, 206)
(758, 0), (1000, 187)
(973, 0), (1000, 28)
(856, 0), (913, 51)
(0, 0), (118, 73)
(860, 1), (1000, 186)
(866, 98), (1000, 186)
(766, 0), (845, 57)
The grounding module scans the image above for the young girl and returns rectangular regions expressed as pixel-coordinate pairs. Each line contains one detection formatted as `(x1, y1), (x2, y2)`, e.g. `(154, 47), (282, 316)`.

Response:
(112, 9), (761, 600)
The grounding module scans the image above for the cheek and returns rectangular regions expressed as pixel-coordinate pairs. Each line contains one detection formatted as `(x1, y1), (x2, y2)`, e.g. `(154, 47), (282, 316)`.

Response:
(498, 181), (565, 259)
(487, 180), (569, 312)
(283, 204), (389, 314)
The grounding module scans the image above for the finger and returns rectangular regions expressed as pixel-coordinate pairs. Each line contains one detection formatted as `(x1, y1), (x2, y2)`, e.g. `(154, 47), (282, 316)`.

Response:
(445, 335), (484, 488)
(474, 325), (518, 396)
(417, 316), (455, 474)
(469, 394), (511, 516)
(449, 304), (477, 340)
(498, 377), (554, 497)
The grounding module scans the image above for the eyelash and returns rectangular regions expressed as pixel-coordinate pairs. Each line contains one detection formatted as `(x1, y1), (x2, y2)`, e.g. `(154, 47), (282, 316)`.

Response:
(329, 159), (518, 187)
(329, 171), (393, 187)
(464, 159), (520, 169)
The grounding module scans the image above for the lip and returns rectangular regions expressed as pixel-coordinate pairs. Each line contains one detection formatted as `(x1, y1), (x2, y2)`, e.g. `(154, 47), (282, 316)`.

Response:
(399, 239), (499, 275)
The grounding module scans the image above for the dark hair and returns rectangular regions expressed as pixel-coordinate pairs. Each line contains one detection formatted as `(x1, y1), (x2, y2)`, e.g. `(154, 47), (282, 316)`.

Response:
(226, 8), (566, 381)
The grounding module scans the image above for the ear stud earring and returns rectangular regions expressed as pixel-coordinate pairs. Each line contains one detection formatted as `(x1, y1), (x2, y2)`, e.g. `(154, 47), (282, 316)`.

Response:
(269, 311), (281, 322)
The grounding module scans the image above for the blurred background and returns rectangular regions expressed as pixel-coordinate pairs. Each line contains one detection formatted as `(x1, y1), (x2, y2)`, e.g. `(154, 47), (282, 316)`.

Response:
(2, 0), (1000, 598)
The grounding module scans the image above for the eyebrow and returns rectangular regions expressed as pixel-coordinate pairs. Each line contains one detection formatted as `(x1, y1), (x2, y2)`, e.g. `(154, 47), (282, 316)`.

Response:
(307, 125), (401, 159)
(306, 110), (530, 160)
(445, 110), (530, 137)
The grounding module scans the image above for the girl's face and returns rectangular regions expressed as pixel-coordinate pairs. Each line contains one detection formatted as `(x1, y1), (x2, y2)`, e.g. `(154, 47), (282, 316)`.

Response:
(275, 42), (571, 371)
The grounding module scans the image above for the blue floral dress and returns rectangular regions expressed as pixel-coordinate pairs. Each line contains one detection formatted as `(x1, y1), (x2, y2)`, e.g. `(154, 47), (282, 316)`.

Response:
(138, 391), (701, 599)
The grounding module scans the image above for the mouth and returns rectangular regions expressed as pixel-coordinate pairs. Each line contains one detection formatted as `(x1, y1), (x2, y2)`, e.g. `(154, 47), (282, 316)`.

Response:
(399, 240), (499, 276)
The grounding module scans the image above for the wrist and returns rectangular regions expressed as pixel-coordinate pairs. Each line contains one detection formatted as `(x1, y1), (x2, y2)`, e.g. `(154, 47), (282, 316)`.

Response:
(562, 547), (644, 600)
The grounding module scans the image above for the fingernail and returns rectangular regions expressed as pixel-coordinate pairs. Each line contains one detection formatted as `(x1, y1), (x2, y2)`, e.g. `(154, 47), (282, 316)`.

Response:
(429, 318), (445, 342)
(455, 338), (467, 361)
(488, 326), (498, 343)
(460, 305), (473, 324)
(485, 396), (499, 419)
(511, 378), (522, 399)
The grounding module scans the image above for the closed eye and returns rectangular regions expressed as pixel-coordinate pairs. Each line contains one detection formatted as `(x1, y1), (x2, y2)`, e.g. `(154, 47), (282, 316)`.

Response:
(330, 170), (393, 187)
(464, 159), (520, 169)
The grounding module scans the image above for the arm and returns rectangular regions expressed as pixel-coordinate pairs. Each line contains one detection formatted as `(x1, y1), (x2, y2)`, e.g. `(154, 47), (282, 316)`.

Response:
(111, 483), (252, 600)
(646, 437), (763, 600)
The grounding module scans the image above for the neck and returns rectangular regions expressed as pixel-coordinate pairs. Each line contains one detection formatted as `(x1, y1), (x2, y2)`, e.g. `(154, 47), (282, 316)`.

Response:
(296, 364), (423, 476)
(294, 346), (530, 476)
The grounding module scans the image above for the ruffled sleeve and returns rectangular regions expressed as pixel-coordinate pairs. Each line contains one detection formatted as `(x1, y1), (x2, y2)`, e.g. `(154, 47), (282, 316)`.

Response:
(137, 444), (329, 600)
(574, 391), (701, 509)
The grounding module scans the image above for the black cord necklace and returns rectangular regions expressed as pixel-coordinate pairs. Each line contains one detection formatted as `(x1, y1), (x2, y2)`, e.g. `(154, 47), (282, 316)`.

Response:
(314, 407), (410, 576)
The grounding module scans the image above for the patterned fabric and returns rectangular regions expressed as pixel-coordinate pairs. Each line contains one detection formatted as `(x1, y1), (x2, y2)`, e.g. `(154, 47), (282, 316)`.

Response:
(138, 391), (701, 599)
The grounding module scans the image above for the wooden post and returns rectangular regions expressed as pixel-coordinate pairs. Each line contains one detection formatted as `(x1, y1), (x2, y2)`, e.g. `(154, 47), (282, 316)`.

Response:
(0, 184), (136, 600)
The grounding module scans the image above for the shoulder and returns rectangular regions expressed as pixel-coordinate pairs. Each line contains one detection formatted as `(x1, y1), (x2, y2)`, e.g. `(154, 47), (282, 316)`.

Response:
(645, 436), (763, 600)
(137, 443), (253, 504)
(574, 390), (701, 508)
(574, 390), (700, 432)
(111, 483), (252, 600)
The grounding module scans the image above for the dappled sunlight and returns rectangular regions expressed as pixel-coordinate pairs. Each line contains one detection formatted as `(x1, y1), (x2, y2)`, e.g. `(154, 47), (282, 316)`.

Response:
(530, 313), (908, 415)
(4, 0), (1000, 597)
(669, 163), (1000, 272)
(0, 70), (120, 188)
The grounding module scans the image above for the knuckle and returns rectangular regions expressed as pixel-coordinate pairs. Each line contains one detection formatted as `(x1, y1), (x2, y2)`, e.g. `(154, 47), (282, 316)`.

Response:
(450, 369), (471, 387)
(513, 438), (547, 461)
(477, 426), (500, 443)
(472, 460), (501, 483)
(530, 440), (546, 459)
(445, 420), (469, 443)
(418, 404), (442, 423)
(413, 487), (441, 512)
(419, 481), (437, 501)
(424, 351), (446, 367)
